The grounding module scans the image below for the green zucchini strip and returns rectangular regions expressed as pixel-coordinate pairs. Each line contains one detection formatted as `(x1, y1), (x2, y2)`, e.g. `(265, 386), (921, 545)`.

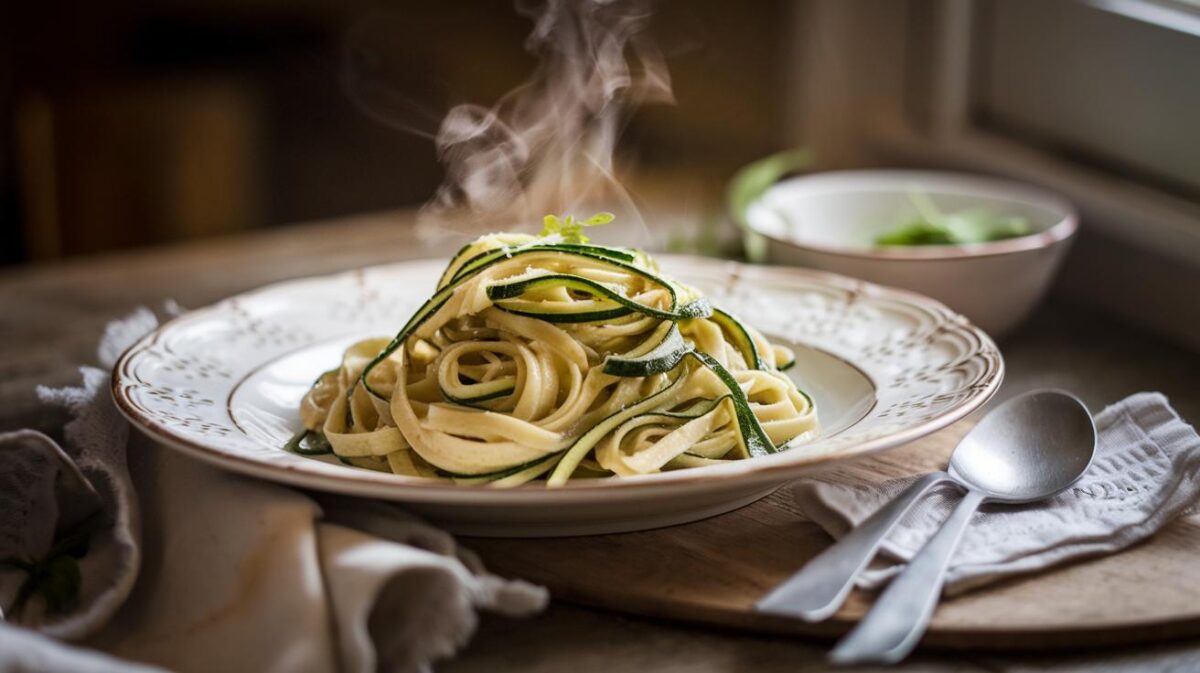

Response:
(602, 322), (690, 377)
(488, 273), (706, 323)
(495, 303), (634, 324)
(436, 240), (480, 289)
(439, 377), (516, 406)
(709, 307), (767, 370)
(686, 351), (777, 458)
(438, 451), (564, 483)
(285, 429), (333, 455)
(635, 394), (731, 422)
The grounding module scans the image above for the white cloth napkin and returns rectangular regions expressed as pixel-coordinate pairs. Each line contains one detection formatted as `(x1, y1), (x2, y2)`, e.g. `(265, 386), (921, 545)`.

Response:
(793, 392), (1200, 596)
(0, 308), (547, 673)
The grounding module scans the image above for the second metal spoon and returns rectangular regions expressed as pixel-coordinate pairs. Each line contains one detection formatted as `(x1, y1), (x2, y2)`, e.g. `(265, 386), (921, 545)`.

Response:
(830, 390), (1096, 664)
(756, 390), (1095, 644)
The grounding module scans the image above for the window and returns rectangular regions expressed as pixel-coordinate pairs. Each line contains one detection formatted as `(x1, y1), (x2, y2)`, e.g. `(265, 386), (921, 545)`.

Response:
(976, 0), (1200, 199)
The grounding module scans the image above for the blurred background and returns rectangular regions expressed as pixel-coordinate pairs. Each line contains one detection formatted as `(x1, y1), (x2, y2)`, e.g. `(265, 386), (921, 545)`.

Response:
(1, 0), (1197, 340)
(0, 0), (796, 263)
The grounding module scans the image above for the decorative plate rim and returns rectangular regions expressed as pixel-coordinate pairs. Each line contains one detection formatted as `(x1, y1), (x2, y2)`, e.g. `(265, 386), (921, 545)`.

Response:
(112, 255), (1004, 503)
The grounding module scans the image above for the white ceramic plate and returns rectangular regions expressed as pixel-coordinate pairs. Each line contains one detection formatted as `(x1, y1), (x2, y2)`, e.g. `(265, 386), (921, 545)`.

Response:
(113, 255), (1002, 536)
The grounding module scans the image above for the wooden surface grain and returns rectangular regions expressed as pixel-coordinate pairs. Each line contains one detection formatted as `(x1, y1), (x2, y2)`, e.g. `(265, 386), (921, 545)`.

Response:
(3, 211), (1200, 672)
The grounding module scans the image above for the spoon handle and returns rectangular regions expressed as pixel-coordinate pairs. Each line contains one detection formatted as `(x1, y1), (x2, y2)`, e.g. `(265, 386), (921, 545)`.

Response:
(829, 489), (986, 665)
(755, 471), (951, 622)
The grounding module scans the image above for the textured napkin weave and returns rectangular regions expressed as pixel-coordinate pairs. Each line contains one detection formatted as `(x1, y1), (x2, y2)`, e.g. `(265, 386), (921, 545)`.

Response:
(0, 308), (547, 673)
(793, 393), (1200, 595)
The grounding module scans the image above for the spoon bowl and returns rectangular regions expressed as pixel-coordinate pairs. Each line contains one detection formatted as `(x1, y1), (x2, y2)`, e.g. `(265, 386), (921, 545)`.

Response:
(831, 389), (1098, 664)
(949, 390), (1097, 503)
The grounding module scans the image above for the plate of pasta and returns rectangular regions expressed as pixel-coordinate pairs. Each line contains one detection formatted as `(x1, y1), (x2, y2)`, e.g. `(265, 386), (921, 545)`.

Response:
(113, 229), (1002, 536)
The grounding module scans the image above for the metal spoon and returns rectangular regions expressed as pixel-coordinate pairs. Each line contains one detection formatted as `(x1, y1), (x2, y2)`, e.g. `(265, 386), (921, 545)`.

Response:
(828, 390), (1096, 664)
(756, 390), (1096, 623)
(756, 472), (952, 621)
(756, 389), (1093, 622)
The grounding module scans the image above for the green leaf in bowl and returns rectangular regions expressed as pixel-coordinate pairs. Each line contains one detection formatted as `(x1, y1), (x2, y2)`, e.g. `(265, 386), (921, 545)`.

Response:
(876, 191), (1032, 247)
(728, 148), (814, 262)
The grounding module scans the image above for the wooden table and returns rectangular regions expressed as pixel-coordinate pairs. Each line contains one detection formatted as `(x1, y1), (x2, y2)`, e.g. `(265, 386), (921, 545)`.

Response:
(3, 210), (1199, 672)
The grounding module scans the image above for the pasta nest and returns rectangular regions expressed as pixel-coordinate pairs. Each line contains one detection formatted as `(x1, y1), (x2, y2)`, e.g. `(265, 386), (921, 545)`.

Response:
(299, 233), (818, 487)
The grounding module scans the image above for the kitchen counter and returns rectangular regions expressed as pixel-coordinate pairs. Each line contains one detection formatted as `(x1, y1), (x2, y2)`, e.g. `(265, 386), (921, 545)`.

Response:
(2, 210), (1197, 672)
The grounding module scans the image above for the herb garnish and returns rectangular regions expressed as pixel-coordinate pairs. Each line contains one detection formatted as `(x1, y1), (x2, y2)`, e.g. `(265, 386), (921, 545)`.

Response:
(540, 212), (615, 244)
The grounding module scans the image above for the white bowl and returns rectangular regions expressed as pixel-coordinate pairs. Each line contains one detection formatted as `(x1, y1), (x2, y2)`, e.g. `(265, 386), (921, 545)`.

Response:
(742, 170), (1078, 338)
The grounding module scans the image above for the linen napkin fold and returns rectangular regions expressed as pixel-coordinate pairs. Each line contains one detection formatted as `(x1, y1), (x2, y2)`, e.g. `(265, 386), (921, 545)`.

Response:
(793, 392), (1200, 595)
(0, 307), (547, 673)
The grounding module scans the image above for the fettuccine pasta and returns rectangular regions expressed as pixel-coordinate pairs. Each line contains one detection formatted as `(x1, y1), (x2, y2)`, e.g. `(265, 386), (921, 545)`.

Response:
(293, 231), (818, 487)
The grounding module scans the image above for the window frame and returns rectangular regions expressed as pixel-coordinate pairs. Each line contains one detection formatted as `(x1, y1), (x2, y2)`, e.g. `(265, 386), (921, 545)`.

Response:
(787, 0), (1200, 268)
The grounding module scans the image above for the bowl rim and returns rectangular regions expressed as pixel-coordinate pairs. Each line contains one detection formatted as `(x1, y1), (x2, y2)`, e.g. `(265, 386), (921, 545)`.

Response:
(745, 169), (1079, 261)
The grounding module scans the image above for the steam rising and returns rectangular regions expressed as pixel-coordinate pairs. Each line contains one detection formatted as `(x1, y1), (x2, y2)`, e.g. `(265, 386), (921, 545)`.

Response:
(419, 0), (672, 240)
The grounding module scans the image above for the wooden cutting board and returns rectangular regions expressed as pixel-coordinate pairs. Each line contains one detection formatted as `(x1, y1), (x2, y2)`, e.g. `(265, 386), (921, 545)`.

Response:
(466, 419), (1200, 651)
